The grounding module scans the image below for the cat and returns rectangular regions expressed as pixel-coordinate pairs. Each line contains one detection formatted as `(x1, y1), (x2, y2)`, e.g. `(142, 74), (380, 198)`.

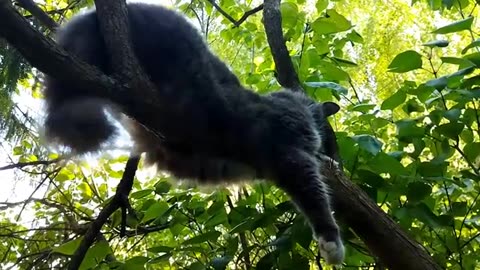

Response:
(42, 3), (344, 264)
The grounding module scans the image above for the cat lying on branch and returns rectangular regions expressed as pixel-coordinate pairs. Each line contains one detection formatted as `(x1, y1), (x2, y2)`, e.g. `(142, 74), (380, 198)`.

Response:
(43, 3), (344, 264)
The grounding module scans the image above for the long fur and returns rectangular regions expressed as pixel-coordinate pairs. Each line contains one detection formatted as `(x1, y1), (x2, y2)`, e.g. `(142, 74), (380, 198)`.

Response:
(43, 3), (344, 264)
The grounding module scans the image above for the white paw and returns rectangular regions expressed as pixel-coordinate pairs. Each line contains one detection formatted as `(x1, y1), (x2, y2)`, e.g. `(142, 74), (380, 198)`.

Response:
(318, 237), (345, 265)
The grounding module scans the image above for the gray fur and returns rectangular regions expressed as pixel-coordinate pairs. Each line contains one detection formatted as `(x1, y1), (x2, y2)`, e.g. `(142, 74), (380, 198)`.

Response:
(43, 3), (344, 264)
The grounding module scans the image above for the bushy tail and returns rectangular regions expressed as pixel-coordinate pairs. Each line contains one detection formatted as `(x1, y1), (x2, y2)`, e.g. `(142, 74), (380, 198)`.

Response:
(44, 98), (117, 154)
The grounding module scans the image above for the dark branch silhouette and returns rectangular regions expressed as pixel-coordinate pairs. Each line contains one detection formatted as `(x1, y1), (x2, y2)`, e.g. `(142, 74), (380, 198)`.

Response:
(0, 158), (61, 171)
(68, 155), (140, 270)
(206, 0), (263, 28)
(15, 0), (58, 30)
(262, 0), (303, 92)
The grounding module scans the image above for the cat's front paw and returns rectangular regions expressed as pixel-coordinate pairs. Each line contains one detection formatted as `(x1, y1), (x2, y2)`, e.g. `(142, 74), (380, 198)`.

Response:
(318, 236), (345, 265)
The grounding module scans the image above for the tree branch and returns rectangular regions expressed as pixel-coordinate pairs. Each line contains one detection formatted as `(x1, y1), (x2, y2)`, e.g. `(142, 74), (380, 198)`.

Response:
(68, 155), (140, 270)
(206, 0), (263, 28)
(0, 0), (174, 142)
(235, 4), (263, 27)
(320, 157), (441, 270)
(262, 0), (302, 92)
(0, 158), (61, 171)
(93, 0), (156, 96)
(15, 0), (58, 31)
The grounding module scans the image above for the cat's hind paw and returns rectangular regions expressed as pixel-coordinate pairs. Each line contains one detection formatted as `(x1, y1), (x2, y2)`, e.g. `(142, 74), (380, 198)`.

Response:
(318, 236), (345, 265)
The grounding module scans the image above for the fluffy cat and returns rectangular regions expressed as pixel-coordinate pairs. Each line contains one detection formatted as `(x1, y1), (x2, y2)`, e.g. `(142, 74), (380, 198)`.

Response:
(43, 3), (344, 264)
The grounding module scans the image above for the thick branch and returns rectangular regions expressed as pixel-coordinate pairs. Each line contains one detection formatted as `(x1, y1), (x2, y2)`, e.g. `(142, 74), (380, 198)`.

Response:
(15, 0), (58, 31)
(262, 0), (302, 92)
(93, 0), (156, 97)
(321, 159), (441, 270)
(0, 0), (170, 139)
(68, 155), (140, 270)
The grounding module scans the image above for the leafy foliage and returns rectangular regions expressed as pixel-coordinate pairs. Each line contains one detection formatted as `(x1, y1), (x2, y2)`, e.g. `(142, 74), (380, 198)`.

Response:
(0, 0), (479, 269)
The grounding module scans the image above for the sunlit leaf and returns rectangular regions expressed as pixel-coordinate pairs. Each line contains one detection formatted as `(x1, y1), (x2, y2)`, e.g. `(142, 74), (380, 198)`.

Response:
(433, 17), (474, 34)
(311, 9), (352, 35)
(388, 50), (423, 73)
(423, 40), (449, 48)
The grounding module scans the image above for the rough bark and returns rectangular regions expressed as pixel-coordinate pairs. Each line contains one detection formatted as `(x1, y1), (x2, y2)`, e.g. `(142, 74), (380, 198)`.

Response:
(93, 0), (157, 97)
(262, 0), (303, 92)
(321, 159), (441, 270)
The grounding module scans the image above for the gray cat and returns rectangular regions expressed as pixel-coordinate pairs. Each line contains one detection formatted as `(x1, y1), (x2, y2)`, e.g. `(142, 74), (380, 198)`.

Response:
(42, 3), (344, 264)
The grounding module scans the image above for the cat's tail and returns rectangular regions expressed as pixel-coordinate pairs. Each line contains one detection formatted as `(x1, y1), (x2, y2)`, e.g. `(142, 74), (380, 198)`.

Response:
(43, 96), (118, 154)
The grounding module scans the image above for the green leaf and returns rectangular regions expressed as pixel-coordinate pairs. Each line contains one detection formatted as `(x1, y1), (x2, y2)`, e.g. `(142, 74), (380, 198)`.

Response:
(130, 189), (153, 199)
(53, 237), (82, 255)
(346, 30), (364, 43)
(423, 40), (449, 48)
(311, 9), (352, 35)
(407, 182), (432, 202)
(12, 146), (23, 155)
(182, 230), (221, 245)
(368, 152), (407, 175)
(280, 2), (299, 28)
(436, 122), (464, 139)
(462, 39), (480, 54)
(304, 81), (348, 95)
(148, 253), (172, 264)
(463, 142), (480, 163)
(79, 241), (112, 270)
(356, 170), (385, 188)
(188, 262), (205, 270)
(440, 56), (475, 67)
(425, 77), (448, 90)
(315, 0), (328, 12)
(382, 90), (407, 110)
(141, 201), (169, 223)
(205, 211), (228, 227)
(124, 256), (149, 270)
(147, 246), (174, 253)
(352, 135), (383, 155)
(229, 217), (255, 234)
(388, 50), (423, 73)
(402, 99), (425, 114)
(450, 202), (468, 216)
(317, 61), (350, 81)
(443, 109), (461, 121)
(211, 255), (233, 270)
(433, 17), (474, 34)
(154, 181), (172, 194)
(408, 203), (452, 228)
(417, 161), (448, 177)
(351, 104), (375, 113)
(395, 120), (425, 142)
(463, 52), (480, 67)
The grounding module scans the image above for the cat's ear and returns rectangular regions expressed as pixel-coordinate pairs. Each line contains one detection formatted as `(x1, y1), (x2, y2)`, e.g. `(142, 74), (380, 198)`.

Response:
(322, 102), (340, 117)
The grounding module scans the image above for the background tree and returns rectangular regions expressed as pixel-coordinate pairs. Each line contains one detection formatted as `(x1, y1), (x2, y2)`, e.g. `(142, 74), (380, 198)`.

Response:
(0, 0), (478, 269)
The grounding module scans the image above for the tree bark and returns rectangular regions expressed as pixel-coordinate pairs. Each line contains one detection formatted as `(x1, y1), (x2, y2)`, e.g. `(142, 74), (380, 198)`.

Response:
(321, 159), (441, 270)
